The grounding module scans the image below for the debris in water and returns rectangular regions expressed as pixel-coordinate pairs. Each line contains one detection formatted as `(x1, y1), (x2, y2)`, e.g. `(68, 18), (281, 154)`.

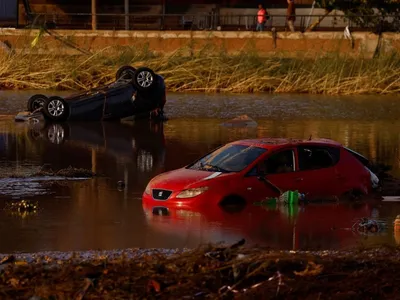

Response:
(4, 199), (38, 213)
(352, 217), (387, 234)
(220, 115), (258, 128)
(3, 199), (39, 218)
(117, 180), (126, 191)
(394, 215), (400, 232)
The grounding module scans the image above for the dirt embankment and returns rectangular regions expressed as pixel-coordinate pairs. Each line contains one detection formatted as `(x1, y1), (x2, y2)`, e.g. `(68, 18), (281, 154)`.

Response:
(1, 243), (400, 299)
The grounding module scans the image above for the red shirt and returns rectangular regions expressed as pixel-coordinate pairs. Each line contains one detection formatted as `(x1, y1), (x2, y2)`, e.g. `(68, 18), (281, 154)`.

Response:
(257, 8), (266, 24)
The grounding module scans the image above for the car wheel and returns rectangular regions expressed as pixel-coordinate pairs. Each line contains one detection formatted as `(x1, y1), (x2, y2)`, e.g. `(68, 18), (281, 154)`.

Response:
(116, 66), (137, 82)
(133, 67), (157, 91)
(42, 96), (69, 122)
(27, 94), (48, 112)
(46, 123), (69, 144)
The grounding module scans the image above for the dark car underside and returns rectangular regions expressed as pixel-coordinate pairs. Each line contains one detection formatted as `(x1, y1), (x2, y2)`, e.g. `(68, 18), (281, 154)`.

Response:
(23, 65), (167, 122)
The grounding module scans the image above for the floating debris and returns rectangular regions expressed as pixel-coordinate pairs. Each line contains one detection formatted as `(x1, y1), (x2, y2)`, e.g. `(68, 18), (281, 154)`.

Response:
(117, 180), (126, 191)
(3, 199), (39, 218)
(220, 115), (258, 128)
(4, 199), (38, 213)
(352, 217), (388, 235)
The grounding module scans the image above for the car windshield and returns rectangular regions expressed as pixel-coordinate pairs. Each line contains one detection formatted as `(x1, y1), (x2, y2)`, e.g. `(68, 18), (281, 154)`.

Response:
(188, 144), (267, 173)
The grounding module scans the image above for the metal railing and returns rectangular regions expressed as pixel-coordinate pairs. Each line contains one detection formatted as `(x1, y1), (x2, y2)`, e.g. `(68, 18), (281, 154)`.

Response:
(20, 12), (399, 32)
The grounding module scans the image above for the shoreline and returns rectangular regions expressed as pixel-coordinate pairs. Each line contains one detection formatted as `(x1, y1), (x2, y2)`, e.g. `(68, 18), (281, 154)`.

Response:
(1, 244), (400, 299)
(0, 247), (187, 265)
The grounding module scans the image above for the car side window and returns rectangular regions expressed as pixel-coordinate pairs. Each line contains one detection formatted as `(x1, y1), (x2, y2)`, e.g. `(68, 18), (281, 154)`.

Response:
(297, 146), (340, 171)
(263, 149), (295, 174)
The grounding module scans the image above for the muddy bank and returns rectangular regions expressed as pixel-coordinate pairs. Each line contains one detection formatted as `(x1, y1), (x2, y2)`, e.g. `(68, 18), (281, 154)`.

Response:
(1, 243), (400, 299)
(0, 166), (99, 198)
(0, 166), (98, 179)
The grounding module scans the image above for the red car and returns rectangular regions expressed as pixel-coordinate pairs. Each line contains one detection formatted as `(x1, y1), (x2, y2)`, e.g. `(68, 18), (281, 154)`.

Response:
(142, 138), (375, 209)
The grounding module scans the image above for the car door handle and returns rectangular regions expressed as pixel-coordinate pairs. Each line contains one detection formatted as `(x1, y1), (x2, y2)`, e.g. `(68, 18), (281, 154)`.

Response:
(295, 177), (304, 182)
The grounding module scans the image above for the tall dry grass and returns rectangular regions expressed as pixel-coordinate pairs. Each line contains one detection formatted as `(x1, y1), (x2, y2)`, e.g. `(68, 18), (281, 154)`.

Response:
(0, 45), (399, 94)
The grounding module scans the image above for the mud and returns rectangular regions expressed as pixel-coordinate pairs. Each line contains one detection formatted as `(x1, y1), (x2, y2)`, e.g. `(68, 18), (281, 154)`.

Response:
(0, 242), (400, 299)
(0, 166), (99, 198)
(0, 166), (99, 179)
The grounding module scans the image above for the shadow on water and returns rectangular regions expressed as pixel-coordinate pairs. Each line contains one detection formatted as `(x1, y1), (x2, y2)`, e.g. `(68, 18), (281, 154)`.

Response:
(0, 91), (399, 253)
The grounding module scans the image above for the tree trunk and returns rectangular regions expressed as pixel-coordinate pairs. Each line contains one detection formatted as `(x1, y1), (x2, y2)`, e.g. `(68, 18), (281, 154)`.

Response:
(305, 9), (332, 32)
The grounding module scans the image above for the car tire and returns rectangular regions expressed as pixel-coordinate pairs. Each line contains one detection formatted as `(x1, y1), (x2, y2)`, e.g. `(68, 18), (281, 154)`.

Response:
(42, 96), (69, 122)
(27, 94), (48, 112)
(116, 66), (137, 82)
(133, 67), (157, 91)
(45, 123), (69, 145)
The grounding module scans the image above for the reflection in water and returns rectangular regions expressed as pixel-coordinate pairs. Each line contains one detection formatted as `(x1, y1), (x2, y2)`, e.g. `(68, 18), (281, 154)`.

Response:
(0, 92), (400, 252)
(143, 201), (395, 251)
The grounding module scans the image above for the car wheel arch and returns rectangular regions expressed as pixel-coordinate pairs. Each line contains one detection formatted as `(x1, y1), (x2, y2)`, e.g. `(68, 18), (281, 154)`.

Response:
(341, 188), (367, 201)
(219, 194), (247, 206)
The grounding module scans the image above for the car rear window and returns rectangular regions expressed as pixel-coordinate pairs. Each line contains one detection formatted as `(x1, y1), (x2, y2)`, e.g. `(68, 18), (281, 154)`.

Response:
(344, 147), (369, 166)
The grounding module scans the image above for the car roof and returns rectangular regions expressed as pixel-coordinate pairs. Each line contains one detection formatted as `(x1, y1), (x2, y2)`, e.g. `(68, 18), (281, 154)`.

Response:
(231, 138), (342, 150)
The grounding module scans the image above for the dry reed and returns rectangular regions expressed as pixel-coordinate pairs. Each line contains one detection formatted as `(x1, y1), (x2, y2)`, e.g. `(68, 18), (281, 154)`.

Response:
(1, 243), (400, 299)
(0, 45), (399, 94)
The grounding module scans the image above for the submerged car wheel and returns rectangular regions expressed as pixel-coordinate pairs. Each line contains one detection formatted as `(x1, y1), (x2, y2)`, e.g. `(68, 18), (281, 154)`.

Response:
(27, 94), (48, 112)
(43, 96), (69, 122)
(116, 66), (136, 82)
(133, 67), (157, 91)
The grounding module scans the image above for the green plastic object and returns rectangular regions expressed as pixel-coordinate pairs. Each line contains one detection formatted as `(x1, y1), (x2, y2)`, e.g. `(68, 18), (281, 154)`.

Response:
(254, 190), (305, 207)
(279, 190), (301, 204)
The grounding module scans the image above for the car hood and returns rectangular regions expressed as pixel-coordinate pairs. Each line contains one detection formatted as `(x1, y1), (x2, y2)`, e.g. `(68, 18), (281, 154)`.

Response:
(149, 168), (232, 191)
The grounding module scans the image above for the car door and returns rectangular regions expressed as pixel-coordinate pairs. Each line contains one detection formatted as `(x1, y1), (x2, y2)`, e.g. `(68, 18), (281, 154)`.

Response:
(295, 145), (341, 198)
(240, 147), (301, 202)
(263, 147), (305, 193)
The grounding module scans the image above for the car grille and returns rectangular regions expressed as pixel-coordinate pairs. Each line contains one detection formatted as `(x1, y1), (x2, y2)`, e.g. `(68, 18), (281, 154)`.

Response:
(152, 189), (172, 200)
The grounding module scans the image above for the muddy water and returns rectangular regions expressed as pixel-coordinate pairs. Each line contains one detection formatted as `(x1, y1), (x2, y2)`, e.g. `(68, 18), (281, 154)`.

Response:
(0, 91), (400, 253)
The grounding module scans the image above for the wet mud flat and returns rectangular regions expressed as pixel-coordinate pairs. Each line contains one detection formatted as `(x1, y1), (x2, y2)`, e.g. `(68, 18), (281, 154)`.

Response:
(0, 166), (99, 199)
(1, 243), (400, 299)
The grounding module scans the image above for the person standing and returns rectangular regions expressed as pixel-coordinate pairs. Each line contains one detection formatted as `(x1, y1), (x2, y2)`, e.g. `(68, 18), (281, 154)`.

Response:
(256, 4), (268, 31)
(287, 0), (296, 32)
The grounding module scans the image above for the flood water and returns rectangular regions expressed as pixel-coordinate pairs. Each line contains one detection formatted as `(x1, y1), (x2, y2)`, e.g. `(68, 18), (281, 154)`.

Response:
(0, 91), (400, 253)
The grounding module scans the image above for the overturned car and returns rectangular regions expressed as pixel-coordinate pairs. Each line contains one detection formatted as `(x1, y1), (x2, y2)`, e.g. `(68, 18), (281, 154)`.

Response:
(21, 66), (166, 122)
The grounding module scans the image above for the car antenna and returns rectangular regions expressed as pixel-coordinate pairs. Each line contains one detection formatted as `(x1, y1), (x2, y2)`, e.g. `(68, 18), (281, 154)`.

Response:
(308, 134), (312, 141)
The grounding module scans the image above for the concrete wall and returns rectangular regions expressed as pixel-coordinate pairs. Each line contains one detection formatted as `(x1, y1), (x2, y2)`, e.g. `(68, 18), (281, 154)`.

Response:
(0, 29), (399, 58)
